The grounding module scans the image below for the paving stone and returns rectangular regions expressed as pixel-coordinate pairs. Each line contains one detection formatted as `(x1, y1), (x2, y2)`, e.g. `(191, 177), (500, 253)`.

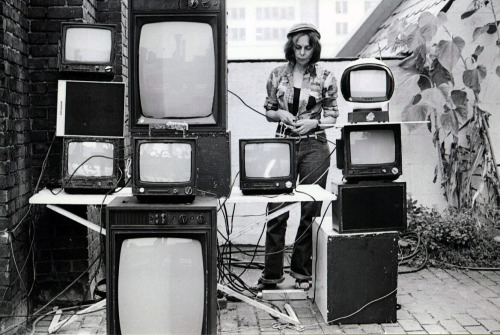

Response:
(422, 324), (449, 334)
(440, 319), (468, 333)
(413, 312), (437, 325)
(480, 319), (500, 332)
(453, 313), (481, 326)
(382, 325), (407, 334)
(399, 319), (423, 332)
(465, 325), (489, 333)
(360, 323), (384, 333)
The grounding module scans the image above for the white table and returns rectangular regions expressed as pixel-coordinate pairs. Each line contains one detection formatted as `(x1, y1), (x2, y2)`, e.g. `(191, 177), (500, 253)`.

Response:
(222, 184), (336, 240)
(29, 188), (133, 235)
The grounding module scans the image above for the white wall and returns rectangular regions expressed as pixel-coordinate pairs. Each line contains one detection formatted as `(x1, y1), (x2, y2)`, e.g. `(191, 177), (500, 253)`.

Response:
(221, 59), (446, 245)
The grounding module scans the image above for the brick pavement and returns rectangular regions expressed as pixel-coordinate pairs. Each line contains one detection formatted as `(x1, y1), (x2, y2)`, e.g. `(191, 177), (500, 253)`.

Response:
(30, 267), (500, 334)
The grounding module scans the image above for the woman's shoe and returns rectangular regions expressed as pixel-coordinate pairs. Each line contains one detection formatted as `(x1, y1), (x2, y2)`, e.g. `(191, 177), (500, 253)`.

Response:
(250, 281), (277, 291)
(295, 279), (311, 290)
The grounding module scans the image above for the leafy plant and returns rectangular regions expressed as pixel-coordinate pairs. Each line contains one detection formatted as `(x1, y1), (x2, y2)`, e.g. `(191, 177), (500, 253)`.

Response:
(388, 1), (500, 213)
(405, 197), (500, 268)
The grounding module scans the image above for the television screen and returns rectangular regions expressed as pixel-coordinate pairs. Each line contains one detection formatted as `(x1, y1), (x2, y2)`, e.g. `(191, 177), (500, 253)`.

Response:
(139, 142), (192, 183)
(239, 138), (296, 194)
(138, 21), (215, 120)
(349, 69), (387, 100)
(244, 142), (291, 178)
(118, 237), (204, 334)
(349, 129), (395, 165)
(67, 141), (114, 177)
(59, 23), (116, 73)
(65, 27), (112, 63)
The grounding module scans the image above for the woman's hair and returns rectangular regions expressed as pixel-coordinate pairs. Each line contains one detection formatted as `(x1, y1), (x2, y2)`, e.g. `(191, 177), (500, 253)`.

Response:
(284, 30), (322, 65)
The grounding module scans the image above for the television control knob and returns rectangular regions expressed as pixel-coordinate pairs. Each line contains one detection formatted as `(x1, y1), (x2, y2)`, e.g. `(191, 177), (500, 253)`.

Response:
(196, 215), (206, 224)
(188, 0), (199, 8)
(285, 181), (293, 189)
(172, 188), (179, 195)
(185, 187), (193, 195)
(179, 214), (188, 224)
(139, 187), (145, 193)
(381, 168), (387, 173)
(392, 167), (399, 175)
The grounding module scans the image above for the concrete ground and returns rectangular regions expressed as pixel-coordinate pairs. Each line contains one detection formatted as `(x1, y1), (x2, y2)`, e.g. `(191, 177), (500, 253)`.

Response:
(30, 265), (500, 334)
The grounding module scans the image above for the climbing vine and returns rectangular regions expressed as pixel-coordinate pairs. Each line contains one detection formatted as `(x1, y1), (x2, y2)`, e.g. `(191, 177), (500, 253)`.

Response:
(388, 1), (500, 214)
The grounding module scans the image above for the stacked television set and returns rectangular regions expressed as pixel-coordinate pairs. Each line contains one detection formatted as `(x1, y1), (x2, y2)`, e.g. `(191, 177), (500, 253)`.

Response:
(128, 0), (230, 200)
(105, 1), (228, 334)
(57, 22), (125, 194)
(333, 58), (407, 234)
(313, 58), (404, 326)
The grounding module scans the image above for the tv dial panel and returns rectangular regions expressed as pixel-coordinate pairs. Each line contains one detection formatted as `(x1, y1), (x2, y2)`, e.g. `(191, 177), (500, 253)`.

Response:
(148, 211), (210, 225)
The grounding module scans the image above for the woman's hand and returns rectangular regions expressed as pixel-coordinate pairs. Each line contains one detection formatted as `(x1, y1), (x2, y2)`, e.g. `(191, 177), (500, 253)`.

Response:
(291, 119), (319, 135)
(277, 109), (296, 125)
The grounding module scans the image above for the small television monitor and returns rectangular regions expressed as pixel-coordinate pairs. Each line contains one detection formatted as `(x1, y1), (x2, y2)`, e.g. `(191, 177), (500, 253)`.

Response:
(62, 137), (123, 193)
(132, 136), (197, 202)
(56, 80), (125, 138)
(128, 1), (227, 133)
(340, 58), (394, 103)
(336, 123), (402, 181)
(106, 196), (217, 335)
(239, 138), (297, 195)
(59, 22), (117, 73)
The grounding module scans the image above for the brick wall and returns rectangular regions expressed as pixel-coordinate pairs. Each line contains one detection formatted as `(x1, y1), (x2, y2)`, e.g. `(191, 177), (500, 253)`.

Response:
(1, 0), (127, 331)
(0, 0), (32, 332)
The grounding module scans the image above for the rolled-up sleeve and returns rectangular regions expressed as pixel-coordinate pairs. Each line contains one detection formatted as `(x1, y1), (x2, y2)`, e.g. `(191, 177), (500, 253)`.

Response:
(264, 70), (279, 111)
(322, 72), (339, 118)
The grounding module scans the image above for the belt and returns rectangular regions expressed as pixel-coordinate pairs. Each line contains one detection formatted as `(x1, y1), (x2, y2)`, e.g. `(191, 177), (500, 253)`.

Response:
(276, 130), (326, 140)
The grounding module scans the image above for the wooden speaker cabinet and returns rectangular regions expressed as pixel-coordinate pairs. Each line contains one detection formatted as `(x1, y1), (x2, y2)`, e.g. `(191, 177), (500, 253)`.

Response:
(312, 220), (398, 324)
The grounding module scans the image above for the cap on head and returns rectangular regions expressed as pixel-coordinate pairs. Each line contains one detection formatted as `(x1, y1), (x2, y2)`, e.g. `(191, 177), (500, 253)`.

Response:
(287, 23), (321, 39)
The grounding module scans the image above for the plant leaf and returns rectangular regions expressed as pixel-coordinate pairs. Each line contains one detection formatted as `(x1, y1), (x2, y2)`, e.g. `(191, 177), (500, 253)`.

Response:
(436, 37), (465, 73)
(473, 25), (489, 41)
(402, 102), (433, 132)
(437, 12), (447, 25)
(418, 12), (439, 42)
(472, 45), (484, 62)
(463, 65), (487, 93)
(430, 59), (454, 87)
(451, 90), (468, 107)
(461, 9), (479, 20)
(420, 87), (447, 114)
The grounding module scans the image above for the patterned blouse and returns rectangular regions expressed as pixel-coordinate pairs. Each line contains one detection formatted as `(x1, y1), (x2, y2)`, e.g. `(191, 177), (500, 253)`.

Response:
(264, 62), (339, 121)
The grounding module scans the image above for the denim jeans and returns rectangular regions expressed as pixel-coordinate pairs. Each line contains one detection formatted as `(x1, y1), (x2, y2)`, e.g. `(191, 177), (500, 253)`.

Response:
(260, 135), (331, 284)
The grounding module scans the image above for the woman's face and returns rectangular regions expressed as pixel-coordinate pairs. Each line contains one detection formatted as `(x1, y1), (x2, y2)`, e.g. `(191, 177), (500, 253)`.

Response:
(293, 34), (313, 67)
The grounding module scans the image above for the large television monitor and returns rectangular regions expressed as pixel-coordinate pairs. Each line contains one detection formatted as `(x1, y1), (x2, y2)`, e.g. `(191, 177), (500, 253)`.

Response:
(128, 0), (227, 133)
(336, 123), (402, 182)
(239, 138), (297, 195)
(59, 22), (117, 74)
(340, 58), (394, 103)
(132, 136), (197, 202)
(106, 196), (217, 335)
(56, 80), (125, 137)
(62, 137), (124, 193)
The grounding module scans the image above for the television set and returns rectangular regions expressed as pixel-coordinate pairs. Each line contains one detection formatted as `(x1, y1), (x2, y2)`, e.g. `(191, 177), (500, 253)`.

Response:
(239, 138), (297, 195)
(62, 137), (124, 193)
(336, 123), (402, 181)
(59, 22), (117, 74)
(132, 136), (197, 202)
(340, 58), (394, 103)
(128, 0), (227, 133)
(56, 80), (125, 137)
(106, 196), (217, 335)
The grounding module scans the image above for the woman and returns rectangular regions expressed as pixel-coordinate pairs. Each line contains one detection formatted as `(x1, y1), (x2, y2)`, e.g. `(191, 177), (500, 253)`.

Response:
(255, 23), (339, 291)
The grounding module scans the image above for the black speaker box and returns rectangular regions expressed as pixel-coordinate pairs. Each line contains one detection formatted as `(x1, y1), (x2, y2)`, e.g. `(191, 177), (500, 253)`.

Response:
(313, 220), (398, 324)
(57, 80), (125, 137)
(332, 181), (406, 233)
